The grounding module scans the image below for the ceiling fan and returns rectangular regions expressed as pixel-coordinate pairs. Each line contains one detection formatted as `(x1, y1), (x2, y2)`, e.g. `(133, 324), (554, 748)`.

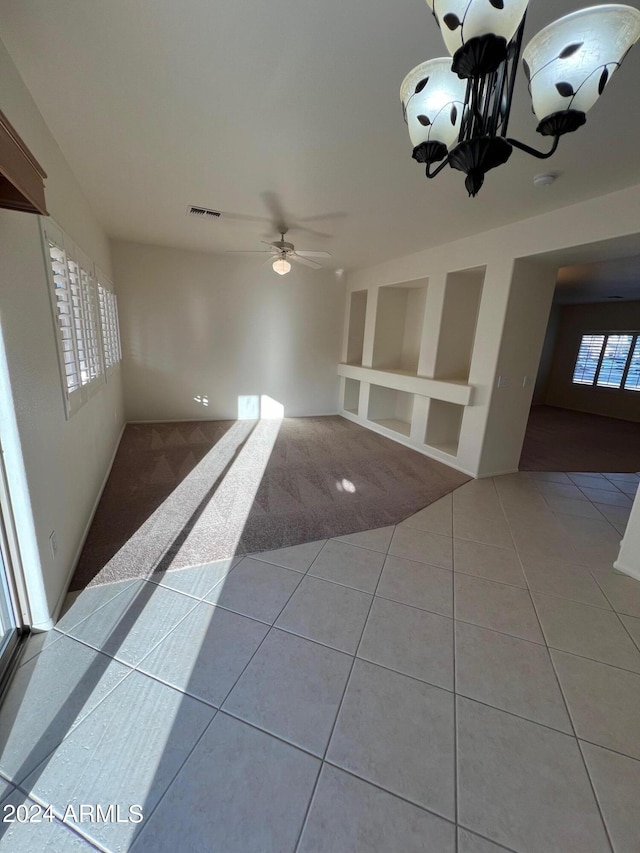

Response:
(228, 229), (332, 275)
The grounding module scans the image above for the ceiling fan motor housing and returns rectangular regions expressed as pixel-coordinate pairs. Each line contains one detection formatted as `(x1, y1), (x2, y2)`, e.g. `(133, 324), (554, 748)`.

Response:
(273, 240), (295, 253)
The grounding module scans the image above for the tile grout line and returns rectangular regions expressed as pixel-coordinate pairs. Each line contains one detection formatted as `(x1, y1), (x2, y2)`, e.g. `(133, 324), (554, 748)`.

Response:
(292, 522), (396, 853)
(17, 671), (145, 853)
(549, 654), (617, 853)
(545, 480), (640, 662)
(529, 574), (617, 852)
(66, 578), (203, 665)
(56, 579), (141, 638)
(451, 487), (458, 853)
(499, 472), (617, 853)
(118, 544), (320, 848)
(587, 570), (640, 656)
(573, 735), (640, 765)
(6, 659), (142, 797)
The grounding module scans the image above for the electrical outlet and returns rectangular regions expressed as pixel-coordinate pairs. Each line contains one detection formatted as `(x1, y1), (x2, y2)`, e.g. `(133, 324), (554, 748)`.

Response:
(49, 530), (57, 558)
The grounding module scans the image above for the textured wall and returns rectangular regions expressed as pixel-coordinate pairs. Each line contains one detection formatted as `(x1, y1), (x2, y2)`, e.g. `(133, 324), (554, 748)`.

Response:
(113, 240), (345, 422)
(0, 37), (124, 626)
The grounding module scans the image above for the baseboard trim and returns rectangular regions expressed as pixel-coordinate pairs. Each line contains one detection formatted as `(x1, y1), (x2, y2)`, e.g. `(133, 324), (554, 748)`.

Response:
(478, 468), (521, 478)
(338, 411), (477, 478)
(612, 559), (640, 581)
(127, 411), (341, 424)
(47, 422), (127, 628)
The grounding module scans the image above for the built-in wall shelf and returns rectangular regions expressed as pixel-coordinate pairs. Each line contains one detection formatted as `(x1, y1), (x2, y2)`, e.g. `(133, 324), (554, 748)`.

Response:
(346, 290), (368, 366)
(367, 385), (414, 437)
(372, 418), (412, 437)
(434, 267), (484, 382)
(338, 363), (473, 406)
(372, 280), (428, 373)
(339, 266), (487, 474)
(425, 399), (464, 457)
(343, 378), (360, 415)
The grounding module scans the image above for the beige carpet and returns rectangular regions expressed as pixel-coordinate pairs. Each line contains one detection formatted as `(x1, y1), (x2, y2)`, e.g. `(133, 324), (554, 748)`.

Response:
(71, 416), (469, 589)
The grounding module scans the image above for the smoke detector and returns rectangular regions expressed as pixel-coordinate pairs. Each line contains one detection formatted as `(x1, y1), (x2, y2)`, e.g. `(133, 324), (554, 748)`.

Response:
(533, 173), (557, 188)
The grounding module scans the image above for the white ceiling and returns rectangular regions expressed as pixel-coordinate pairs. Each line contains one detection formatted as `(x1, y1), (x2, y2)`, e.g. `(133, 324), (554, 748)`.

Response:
(1, 0), (640, 272)
(556, 253), (640, 303)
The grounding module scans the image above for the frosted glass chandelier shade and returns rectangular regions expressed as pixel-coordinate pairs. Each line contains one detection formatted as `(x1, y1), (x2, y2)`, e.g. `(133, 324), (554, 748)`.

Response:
(272, 258), (291, 275)
(523, 5), (640, 124)
(400, 58), (467, 151)
(425, 0), (529, 57)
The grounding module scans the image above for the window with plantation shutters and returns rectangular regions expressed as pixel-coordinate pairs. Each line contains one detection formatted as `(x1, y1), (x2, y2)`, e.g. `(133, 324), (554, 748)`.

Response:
(77, 254), (102, 383)
(97, 273), (122, 372)
(572, 332), (640, 392)
(572, 334), (604, 386)
(41, 219), (118, 417)
(625, 338), (640, 391)
(48, 241), (81, 397)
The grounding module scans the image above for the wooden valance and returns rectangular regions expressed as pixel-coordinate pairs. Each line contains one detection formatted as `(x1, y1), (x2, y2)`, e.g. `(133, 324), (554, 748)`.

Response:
(0, 109), (48, 215)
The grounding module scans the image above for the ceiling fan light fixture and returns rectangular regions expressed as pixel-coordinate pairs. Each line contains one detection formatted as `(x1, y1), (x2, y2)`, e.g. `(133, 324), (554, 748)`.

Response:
(272, 257), (291, 275)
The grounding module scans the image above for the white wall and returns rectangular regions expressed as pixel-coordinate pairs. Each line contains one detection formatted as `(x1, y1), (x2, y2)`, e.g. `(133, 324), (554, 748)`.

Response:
(0, 37), (124, 628)
(615, 488), (640, 581)
(345, 183), (640, 477)
(112, 240), (345, 421)
(532, 303), (561, 405)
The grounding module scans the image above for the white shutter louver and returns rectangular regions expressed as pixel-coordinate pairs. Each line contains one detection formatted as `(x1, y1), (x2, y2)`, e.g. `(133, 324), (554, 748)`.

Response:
(42, 219), (116, 417)
(572, 332), (640, 392)
(97, 272), (122, 374)
(48, 241), (81, 396)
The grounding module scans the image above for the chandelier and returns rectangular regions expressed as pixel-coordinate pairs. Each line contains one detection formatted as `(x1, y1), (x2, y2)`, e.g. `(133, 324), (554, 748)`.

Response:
(400, 2), (640, 196)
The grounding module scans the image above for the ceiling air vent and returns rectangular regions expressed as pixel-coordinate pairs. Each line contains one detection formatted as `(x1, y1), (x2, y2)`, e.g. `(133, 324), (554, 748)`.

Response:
(187, 205), (221, 220)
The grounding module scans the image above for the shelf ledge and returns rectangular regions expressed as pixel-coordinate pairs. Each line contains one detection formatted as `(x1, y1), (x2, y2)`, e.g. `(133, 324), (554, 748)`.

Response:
(338, 364), (473, 406)
(368, 417), (411, 437)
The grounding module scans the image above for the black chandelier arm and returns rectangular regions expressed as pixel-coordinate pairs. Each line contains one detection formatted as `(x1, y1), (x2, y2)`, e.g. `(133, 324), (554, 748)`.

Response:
(425, 157), (451, 179)
(506, 134), (561, 160)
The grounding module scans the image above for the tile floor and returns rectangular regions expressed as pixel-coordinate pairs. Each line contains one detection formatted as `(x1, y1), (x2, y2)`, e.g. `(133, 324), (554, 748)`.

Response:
(0, 471), (638, 852)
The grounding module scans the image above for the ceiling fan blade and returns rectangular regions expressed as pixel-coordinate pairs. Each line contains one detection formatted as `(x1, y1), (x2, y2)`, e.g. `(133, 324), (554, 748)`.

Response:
(224, 250), (272, 254)
(287, 224), (332, 239)
(291, 253), (322, 269)
(295, 250), (332, 258)
(218, 210), (272, 225)
(297, 211), (347, 225)
(260, 191), (289, 234)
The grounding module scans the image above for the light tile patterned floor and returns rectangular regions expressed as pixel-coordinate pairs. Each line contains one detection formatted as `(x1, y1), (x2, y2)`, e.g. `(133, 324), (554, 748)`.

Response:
(0, 471), (638, 852)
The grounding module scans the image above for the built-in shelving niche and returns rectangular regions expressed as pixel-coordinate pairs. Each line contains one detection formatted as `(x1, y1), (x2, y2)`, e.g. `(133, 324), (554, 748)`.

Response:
(425, 400), (464, 456)
(346, 290), (368, 366)
(368, 385), (414, 437)
(372, 279), (428, 374)
(433, 267), (485, 382)
(343, 378), (360, 415)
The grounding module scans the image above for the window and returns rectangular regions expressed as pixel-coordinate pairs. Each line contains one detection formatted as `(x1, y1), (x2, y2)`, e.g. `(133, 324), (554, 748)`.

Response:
(41, 219), (121, 417)
(572, 332), (640, 392)
(97, 272), (122, 371)
(625, 338), (640, 391)
(572, 334), (605, 385)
